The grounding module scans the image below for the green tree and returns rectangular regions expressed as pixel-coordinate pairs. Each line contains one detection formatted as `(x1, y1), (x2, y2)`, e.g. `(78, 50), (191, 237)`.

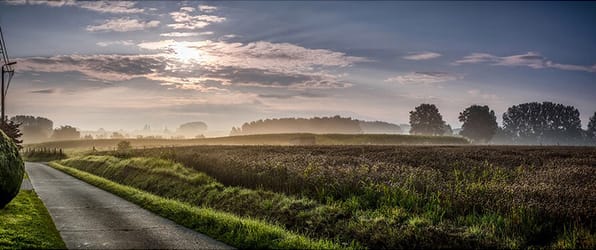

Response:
(458, 105), (498, 143)
(117, 140), (132, 151)
(588, 112), (596, 140)
(0, 129), (24, 208)
(0, 120), (23, 148)
(409, 104), (448, 135)
(502, 102), (582, 144)
(10, 115), (53, 143)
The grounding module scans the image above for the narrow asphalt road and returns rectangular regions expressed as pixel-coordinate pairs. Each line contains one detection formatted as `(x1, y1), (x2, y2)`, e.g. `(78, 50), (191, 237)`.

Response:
(26, 162), (232, 249)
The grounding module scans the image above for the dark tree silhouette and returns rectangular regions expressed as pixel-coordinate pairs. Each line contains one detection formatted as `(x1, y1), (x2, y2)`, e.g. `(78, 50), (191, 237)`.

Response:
(458, 105), (498, 143)
(51, 125), (80, 141)
(177, 121), (208, 137)
(502, 102), (582, 144)
(588, 112), (596, 140)
(230, 116), (362, 135)
(9, 115), (53, 143)
(409, 104), (449, 135)
(0, 120), (23, 148)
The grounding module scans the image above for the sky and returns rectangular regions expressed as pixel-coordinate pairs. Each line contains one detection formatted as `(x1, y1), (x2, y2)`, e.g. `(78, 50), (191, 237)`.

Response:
(1, 0), (595, 134)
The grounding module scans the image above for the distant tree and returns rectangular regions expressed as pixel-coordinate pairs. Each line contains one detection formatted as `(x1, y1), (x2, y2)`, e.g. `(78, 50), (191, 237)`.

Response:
(117, 140), (132, 151)
(230, 116), (362, 135)
(0, 120), (23, 148)
(51, 125), (80, 141)
(111, 132), (124, 139)
(588, 112), (596, 140)
(502, 102), (582, 144)
(409, 104), (448, 135)
(359, 121), (402, 134)
(443, 124), (453, 136)
(83, 134), (93, 140)
(10, 115), (53, 143)
(177, 122), (208, 136)
(458, 105), (498, 143)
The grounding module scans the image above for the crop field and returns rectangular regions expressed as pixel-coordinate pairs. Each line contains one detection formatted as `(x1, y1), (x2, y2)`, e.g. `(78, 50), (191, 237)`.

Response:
(55, 145), (596, 249)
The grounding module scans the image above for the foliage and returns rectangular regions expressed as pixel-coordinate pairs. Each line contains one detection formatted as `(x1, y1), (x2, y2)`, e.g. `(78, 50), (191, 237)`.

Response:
(9, 115), (53, 143)
(459, 105), (498, 143)
(66, 145), (596, 249)
(51, 125), (80, 141)
(49, 162), (357, 250)
(588, 112), (596, 140)
(0, 190), (66, 249)
(502, 102), (583, 145)
(409, 104), (449, 135)
(0, 130), (24, 208)
(117, 140), (132, 151)
(0, 120), (22, 148)
(21, 147), (66, 162)
(230, 116), (362, 135)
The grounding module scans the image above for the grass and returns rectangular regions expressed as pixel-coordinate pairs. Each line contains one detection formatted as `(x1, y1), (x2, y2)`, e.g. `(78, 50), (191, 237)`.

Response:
(48, 161), (359, 250)
(0, 190), (65, 249)
(54, 149), (596, 249)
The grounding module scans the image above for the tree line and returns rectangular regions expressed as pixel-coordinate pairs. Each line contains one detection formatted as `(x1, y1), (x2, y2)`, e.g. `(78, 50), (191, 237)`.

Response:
(409, 102), (596, 145)
(230, 116), (403, 135)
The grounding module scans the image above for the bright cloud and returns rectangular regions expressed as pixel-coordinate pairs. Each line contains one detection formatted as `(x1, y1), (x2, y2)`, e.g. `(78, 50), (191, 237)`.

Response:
(86, 18), (160, 32)
(454, 52), (596, 73)
(198, 5), (217, 13)
(17, 39), (368, 91)
(167, 9), (226, 30)
(402, 51), (441, 60)
(385, 72), (460, 84)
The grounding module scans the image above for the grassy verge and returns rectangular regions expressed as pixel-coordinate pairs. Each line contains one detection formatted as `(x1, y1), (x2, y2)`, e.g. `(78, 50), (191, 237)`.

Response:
(48, 161), (357, 250)
(0, 190), (65, 249)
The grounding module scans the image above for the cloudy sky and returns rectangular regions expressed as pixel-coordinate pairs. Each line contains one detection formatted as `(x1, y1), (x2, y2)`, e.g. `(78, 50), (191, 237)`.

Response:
(1, 1), (595, 133)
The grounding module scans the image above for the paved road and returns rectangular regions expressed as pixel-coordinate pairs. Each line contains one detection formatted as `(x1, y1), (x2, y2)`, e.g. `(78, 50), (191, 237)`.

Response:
(26, 162), (232, 249)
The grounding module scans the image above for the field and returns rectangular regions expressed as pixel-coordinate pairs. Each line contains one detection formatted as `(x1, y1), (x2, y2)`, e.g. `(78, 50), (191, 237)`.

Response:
(51, 145), (596, 249)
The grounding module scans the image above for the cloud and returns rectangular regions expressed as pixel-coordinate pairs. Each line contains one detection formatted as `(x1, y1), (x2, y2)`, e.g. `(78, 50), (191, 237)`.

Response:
(159, 32), (212, 37)
(167, 8), (225, 30)
(403, 51), (441, 60)
(179, 6), (195, 12)
(454, 52), (596, 73)
(16, 39), (367, 92)
(96, 40), (134, 47)
(86, 18), (160, 32)
(385, 72), (460, 84)
(6, 0), (144, 13)
(77, 1), (144, 14)
(258, 92), (326, 99)
(29, 88), (56, 94)
(198, 5), (217, 13)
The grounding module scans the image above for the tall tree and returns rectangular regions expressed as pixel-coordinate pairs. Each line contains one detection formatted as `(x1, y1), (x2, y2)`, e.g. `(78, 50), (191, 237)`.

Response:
(10, 115), (53, 143)
(502, 102), (582, 144)
(409, 104), (448, 135)
(0, 120), (23, 148)
(588, 112), (596, 139)
(458, 105), (498, 143)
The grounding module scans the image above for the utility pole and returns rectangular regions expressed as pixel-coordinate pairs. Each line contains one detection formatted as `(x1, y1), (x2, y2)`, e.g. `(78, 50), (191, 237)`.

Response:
(0, 26), (17, 124)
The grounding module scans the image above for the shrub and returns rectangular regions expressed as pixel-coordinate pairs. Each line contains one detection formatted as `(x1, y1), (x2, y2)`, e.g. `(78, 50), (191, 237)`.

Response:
(0, 129), (25, 208)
